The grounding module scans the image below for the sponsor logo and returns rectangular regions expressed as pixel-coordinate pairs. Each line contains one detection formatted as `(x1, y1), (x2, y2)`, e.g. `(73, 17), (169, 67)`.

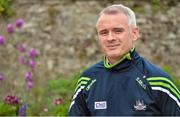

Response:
(134, 100), (147, 111)
(86, 79), (96, 91)
(136, 77), (146, 89)
(94, 101), (107, 110)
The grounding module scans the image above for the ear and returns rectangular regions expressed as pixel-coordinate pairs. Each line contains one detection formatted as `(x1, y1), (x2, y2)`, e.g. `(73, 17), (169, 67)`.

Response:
(132, 27), (140, 42)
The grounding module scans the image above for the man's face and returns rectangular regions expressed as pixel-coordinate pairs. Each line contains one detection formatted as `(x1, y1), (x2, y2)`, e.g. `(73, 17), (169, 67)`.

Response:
(96, 13), (139, 62)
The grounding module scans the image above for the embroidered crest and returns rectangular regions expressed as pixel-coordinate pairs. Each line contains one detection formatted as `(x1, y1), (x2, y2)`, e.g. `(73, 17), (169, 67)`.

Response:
(134, 100), (146, 111)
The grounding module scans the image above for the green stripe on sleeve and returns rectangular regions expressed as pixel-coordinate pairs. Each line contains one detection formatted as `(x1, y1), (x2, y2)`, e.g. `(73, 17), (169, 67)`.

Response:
(149, 81), (180, 100)
(77, 77), (90, 85)
(75, 81), (89, 93)
(147, 77), (180, 95)
(74, 77), (91, 93)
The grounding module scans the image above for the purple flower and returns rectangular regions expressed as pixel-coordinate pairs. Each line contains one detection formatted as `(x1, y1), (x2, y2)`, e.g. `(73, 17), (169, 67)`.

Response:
(26, 81), (33, 91)
(7, 23), (14, 33)
(25, 71), (32, 81)
(19, 55), (27, 64)
(29, 48), (38, 59)
(29, 59), (37, 69)
(18, 43), (27, 52)
(0, 36), (5, 46)
(18, 103), (28, 116)
(3, 95), (20, 105)
(0, 73), (5, 81)
(16, 19), (24, 28)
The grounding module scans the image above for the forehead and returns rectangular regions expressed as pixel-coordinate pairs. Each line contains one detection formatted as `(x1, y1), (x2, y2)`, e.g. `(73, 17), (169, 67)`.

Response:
(96, 13), (129, 30)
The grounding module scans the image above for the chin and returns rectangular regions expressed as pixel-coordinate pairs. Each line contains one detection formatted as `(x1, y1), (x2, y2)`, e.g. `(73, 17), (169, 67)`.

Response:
(106, 52), (122, 58)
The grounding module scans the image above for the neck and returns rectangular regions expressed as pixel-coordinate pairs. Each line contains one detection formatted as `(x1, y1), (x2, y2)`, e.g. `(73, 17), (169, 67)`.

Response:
(106, 48), (135, 65)
(104, 52), (132, 69)
(107, 56), (122, 64)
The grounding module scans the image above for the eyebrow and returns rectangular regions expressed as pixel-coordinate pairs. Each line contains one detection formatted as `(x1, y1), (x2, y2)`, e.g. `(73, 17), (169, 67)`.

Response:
(98, 27), (125, 33)
(98, 29), (108, 33)
(112, 27), (125, 31)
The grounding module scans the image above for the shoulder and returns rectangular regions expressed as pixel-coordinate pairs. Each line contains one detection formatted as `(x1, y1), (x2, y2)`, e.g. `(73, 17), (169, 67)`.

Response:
(141, 58), (180, 107)
(73, 61), (104, 96)
(75, 61), (104, 90)
(81, 60), (104, 78)
(141, 57), (171, 78)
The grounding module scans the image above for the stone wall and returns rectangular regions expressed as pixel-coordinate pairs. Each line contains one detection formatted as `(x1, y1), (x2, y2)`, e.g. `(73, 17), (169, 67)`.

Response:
(0, 0), (180, 80)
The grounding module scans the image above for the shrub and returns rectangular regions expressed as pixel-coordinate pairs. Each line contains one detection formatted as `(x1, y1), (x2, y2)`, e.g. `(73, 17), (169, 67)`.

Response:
(163, 66), (180, 90)
(0, 0), (14, 18)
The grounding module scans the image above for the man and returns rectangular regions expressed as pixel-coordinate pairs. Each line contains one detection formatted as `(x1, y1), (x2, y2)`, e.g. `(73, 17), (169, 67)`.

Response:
(68, 4), (180, 116)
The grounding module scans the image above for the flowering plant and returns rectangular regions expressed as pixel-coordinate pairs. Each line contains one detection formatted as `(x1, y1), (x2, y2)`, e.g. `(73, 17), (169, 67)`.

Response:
(0, 95), (20, 115)
(0, 18), (39, 115)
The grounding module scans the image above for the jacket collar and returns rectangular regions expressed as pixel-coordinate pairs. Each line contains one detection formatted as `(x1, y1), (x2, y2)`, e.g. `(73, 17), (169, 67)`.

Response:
(104, 48), (140, 70)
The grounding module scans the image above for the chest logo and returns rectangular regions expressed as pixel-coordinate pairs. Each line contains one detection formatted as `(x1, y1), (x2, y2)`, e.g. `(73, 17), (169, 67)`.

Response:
(134, 100), (146, 111)
(136, 77), (146, 89)
(94, 101), (107, 110)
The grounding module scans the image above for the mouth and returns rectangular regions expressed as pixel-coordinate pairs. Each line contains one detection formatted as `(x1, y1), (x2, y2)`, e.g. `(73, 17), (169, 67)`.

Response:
(106, 44), (120, 50)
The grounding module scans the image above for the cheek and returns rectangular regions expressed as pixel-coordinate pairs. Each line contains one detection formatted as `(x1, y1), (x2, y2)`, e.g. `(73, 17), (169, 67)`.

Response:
(99, 38), (106, 46)
(119, 37), (133, 49)
(123, 38), (133, 49)
(98, 39), (107, 52)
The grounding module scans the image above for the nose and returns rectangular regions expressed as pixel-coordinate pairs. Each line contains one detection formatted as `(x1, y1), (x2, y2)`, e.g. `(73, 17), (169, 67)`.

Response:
(107, 31), (115, 41)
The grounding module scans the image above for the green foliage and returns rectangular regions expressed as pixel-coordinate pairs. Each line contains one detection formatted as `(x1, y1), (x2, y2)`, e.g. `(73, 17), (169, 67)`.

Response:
(54, 101), (71, 116)
(49, 71), (81, 116)
(51, 68), (88, 115)
(131, 0), (179, 14)
(163, 66), (180, 90)
(0, 0), (14, 18)
(151, 0), (162, 11)
(133, 5), (145, 14)
(150, 0), (178, 13)
(0, 102), (19, 116)
(24, 70), (81, 116)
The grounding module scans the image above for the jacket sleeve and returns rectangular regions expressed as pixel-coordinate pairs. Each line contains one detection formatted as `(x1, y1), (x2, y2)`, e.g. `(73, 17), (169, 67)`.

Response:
(158, 90), (180, 115)
(147, 77), (180, 115)
(68, 76), (91, 116)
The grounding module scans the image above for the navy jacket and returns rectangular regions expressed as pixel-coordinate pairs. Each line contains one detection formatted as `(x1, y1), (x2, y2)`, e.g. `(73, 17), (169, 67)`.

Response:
(68, 50), (180, 116)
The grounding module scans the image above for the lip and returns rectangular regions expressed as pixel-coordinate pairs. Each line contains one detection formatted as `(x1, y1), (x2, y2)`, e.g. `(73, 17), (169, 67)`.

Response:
(106, 44), (120, 50)
(106, 44), (120, 48)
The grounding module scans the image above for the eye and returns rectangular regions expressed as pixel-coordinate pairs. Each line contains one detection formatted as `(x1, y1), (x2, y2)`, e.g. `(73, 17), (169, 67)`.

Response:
(113, 28), (124, 34)
(99, 30), (109, 36)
